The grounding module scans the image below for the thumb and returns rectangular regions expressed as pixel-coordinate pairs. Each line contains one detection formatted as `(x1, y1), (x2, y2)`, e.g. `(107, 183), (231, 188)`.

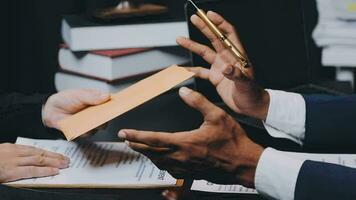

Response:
(72, 89), (111, 106)
(222, 63), (253, 81)
(178, 87), (220, 119)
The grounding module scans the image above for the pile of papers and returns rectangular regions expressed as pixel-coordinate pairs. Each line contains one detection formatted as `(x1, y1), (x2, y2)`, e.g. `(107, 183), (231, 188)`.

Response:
(313, 0), (356, 67)
(7, 138), (181, 188)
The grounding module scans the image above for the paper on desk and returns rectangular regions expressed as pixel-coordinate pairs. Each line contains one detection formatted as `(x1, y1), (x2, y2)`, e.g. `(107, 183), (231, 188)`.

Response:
(191, 180), (257, 194)
(191, 152), (356, 194)
(7, 137), (181, 188)
(58, 65), (195, 141)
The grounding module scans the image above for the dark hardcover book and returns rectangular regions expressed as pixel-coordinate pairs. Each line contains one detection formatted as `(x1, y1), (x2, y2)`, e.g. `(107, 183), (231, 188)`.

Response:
(62, 14), (189, 51)
(58, 46), (189, 82)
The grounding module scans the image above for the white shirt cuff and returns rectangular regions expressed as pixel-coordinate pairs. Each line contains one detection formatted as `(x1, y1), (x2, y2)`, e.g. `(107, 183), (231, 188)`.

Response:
(264, 89), (306, 143)
(255, 148), (306, 200)
(263, 124), (303, 145)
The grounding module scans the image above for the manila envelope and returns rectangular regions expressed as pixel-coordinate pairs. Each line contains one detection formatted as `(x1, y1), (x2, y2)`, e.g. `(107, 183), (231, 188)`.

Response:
(58, 65), (195, 141)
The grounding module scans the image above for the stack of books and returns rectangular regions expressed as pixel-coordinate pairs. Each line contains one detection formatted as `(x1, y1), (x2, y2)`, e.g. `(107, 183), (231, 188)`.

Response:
(313, 0), (356, 67)
(57, 14), (190, 93)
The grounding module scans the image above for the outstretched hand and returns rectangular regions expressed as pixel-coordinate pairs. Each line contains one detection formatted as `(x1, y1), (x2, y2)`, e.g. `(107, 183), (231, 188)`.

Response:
(177, 11), (269, 120)
(119, 87), (264, 187)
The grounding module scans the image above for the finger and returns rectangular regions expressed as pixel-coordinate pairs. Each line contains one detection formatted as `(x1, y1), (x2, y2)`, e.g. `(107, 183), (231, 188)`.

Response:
(16, 145), (70, 161)
(232, 62), (253, 80)
(185, 67), (210, 80)
(219, 56), (245, 81)
(127, 142), (172, 155)
(225, 64), (245, 81)
(16, 155), (70, 169)
(190, 14), (225, 51)
(71, 89), (111, 106)
(222, 60), (253, 81)
(5, 167), (59, 182)
(176, 36), (216, 64)
(118, 130), (182, 148)
(207, 11), (246, 54)
(207, 11), (235, 35)
(178, 87), (223, 120)
(212, 50), (250, 81)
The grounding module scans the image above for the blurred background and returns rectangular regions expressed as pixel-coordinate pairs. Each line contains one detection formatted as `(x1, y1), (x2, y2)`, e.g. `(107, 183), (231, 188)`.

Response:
(0, 0), (187, 94)
(1, 0), (354, 95)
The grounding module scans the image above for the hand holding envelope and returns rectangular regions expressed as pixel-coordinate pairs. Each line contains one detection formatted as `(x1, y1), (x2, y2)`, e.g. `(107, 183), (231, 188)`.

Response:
(58, 65), (195, 141)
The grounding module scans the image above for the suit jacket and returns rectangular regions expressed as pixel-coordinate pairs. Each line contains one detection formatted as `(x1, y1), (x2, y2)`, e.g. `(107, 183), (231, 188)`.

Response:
(0, 93), (60, 143)
(295, 95), (356, 200)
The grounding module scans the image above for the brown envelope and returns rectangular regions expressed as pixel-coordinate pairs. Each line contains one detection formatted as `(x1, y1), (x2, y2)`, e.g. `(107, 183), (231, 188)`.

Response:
(58, 65), (195, 141)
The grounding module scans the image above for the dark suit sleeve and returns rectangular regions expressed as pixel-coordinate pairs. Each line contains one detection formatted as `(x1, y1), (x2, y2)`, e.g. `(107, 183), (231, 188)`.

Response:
(295, 160), (356, 200)
(0, 93), (61, 143)
(303, 95), (356, 150)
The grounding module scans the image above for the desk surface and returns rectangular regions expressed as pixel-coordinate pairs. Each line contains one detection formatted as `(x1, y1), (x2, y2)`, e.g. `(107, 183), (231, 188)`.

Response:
(0, 185), (264, 200)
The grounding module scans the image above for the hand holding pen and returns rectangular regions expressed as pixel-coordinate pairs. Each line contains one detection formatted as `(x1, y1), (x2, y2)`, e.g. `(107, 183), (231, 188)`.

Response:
(177, 10), (269, 120)
(186, 0), (253, 79)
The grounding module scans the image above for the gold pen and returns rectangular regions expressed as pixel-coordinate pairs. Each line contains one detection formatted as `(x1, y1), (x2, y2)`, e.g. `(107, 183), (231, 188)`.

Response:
(188, 0), (250, 77)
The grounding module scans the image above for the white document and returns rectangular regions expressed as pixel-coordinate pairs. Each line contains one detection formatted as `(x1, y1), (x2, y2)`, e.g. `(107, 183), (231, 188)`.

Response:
(191, 152), (356, 194)
(191, 180), (257, 194)
(7, 137), (178, 188)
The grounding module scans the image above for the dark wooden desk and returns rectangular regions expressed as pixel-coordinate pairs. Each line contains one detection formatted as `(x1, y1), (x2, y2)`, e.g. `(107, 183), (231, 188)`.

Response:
(0, 184), (264, 200)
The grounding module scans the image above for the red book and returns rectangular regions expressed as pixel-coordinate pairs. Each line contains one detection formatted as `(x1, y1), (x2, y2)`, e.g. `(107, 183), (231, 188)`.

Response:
(58, 45), (189, 82)
(92, 48), (150, 57)
(60, 44), (150, 57)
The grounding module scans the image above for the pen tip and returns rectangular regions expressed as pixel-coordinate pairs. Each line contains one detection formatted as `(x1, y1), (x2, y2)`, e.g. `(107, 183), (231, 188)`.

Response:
(188, 0), (199, 10)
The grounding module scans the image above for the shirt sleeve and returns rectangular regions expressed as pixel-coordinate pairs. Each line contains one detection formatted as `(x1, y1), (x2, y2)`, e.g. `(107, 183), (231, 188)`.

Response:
(255, 148), (306, 200)
(262, 89), (306, 145)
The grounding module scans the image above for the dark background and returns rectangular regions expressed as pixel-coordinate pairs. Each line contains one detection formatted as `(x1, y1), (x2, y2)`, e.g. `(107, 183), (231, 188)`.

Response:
(0, 0), (186, 94)
(0, 0), (334, 94)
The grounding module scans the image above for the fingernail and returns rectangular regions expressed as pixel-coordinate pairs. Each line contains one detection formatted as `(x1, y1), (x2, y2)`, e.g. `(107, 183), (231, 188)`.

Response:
(62, 156), (70, 161)
(118, 131), (127, 139)
(176, 37), (187, 45)
(208, 10), (216, 15)
(125, 141), (130, 146)
(179, 87), (193, 97)
(60, 163), (69, 169)
(61, 159), (70, 165)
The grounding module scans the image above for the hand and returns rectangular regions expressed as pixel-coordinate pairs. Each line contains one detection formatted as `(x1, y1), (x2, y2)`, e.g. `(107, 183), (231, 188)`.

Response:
(42, 89), (111, 130)
(177, 11), (269, 120)
(118, 87), (264, 188)
(0, 143), (70, 183)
